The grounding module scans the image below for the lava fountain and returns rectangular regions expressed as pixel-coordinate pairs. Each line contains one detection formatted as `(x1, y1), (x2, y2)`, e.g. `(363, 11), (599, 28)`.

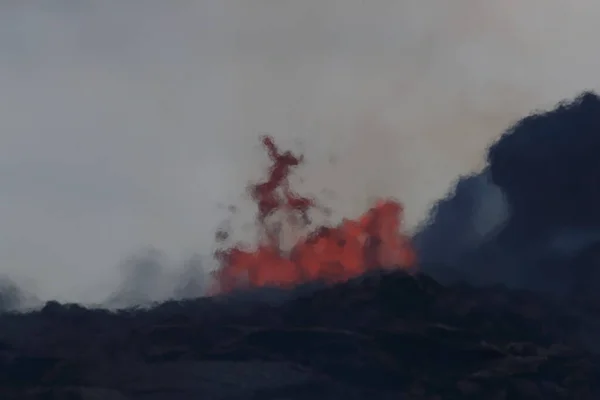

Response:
(213, 136), (416, 293)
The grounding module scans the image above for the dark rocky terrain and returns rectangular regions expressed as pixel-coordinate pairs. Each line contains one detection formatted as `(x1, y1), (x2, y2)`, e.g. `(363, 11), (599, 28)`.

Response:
(2, 270), (600, 399)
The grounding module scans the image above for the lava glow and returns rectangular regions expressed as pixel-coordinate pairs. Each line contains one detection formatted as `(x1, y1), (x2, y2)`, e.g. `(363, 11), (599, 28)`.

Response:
(213, 136), (416, 293)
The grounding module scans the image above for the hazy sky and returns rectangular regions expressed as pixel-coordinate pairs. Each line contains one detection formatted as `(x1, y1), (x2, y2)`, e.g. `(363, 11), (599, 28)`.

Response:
(1, 1), (600, 303)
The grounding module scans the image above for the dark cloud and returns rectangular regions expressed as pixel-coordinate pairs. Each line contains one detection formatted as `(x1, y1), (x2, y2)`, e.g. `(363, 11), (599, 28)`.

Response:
(417, 93), (600, 304)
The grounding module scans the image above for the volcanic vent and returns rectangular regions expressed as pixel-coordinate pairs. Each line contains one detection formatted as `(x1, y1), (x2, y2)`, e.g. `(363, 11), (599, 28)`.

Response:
(213, 136), (416, 293)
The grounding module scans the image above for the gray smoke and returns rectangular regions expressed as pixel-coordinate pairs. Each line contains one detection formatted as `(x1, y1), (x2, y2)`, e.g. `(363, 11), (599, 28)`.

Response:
(105, 249), (209, 309)
(2, 2), (600, 307)
(0, 274), (40, 312)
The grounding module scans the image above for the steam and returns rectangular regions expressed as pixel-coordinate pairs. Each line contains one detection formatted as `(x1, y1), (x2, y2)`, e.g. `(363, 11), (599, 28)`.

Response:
(2, 2), (600, 307)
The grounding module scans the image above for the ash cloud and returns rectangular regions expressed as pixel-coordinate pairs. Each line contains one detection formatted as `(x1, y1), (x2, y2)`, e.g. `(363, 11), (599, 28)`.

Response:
(2, 2), (600, 307)
(413, 170), (508, 268)
(417, 92), (600, 301)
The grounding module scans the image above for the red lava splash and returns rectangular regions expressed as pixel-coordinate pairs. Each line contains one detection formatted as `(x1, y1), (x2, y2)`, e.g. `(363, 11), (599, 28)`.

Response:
(213, 136), (416, 293)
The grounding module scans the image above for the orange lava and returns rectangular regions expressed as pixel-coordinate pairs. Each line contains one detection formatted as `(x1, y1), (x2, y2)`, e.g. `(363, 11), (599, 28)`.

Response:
(213, 136), (416, 293)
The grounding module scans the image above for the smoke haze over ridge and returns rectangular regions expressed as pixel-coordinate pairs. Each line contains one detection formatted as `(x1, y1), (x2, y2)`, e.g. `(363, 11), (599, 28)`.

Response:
(1, 1), (600, 306)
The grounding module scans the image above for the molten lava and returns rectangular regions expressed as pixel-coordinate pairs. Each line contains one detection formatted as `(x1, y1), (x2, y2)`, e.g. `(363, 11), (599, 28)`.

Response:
(213, 136), (416, 293)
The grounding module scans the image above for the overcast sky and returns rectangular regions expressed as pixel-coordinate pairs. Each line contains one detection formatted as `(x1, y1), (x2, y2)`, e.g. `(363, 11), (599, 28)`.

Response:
(1, 1), (599, 303)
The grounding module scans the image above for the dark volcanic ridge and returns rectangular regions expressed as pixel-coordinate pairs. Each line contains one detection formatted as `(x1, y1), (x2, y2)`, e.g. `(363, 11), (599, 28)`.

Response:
(2, 270), (600, 399)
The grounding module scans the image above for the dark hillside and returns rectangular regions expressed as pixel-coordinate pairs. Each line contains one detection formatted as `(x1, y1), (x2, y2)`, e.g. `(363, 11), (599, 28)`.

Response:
(2, 271), (600, 399)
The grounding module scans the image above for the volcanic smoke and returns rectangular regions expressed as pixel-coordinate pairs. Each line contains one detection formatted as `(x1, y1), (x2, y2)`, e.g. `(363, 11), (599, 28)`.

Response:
(213, 136), (416, 293)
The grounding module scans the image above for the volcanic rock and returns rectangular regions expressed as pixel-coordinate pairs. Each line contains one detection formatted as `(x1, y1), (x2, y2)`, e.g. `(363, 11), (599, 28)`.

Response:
(1, 270), (600, 399)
